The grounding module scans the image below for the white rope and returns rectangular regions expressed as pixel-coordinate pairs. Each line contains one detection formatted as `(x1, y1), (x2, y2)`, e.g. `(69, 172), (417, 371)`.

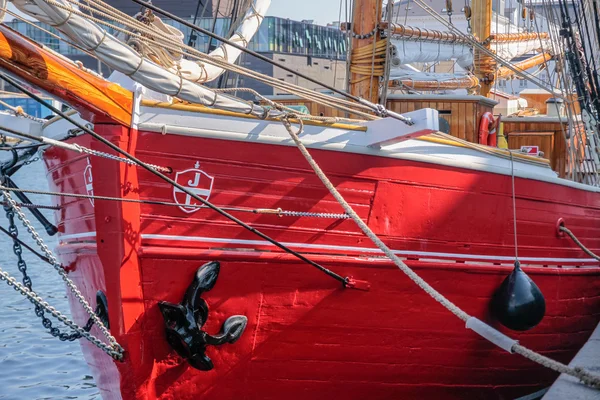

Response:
(509, 151), (519, 261)
(281, 116), (600, 389)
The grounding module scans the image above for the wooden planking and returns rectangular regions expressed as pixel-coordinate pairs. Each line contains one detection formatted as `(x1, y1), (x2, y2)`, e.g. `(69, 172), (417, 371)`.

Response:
(0, 25), (132, 125)
(269, 97), (493, 145)
(504, 120), (568, 177)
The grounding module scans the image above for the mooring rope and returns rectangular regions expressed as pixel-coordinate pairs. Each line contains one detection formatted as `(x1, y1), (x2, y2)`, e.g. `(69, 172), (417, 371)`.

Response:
(281, 116), (600, 389)
(560, 225), (600, 262)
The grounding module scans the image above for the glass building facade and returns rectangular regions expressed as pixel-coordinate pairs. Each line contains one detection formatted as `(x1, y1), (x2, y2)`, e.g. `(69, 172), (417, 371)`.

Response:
(4, 15), (347, 60)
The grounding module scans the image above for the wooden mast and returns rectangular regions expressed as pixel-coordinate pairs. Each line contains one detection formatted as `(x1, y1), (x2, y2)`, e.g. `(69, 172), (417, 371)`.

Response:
(348, 0), (383, 103)
(472, 0), (494, 97)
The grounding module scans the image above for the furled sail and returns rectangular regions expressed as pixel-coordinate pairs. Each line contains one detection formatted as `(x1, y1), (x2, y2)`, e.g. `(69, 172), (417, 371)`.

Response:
(389, 38), (474, 68)
(120, 0), (270, 83)
(492, 39), (551, 62)
(389, 71), (479, 90)
(10, 0), (268, 118)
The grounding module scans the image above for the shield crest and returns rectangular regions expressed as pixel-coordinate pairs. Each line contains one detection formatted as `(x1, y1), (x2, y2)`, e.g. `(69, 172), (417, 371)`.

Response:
(173, 167), (214, 214)
(83, 159), (94, 206)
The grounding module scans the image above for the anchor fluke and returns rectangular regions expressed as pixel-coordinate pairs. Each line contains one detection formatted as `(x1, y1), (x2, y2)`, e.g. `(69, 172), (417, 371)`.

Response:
(158, 261), (248, 371)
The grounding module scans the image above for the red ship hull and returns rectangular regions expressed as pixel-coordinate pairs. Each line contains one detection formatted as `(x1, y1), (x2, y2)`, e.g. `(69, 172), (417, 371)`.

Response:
(43, 116), (600, 400)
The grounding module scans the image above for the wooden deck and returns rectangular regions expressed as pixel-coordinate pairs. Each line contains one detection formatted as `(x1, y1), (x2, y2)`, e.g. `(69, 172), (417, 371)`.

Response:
(542, 322), (600, 400)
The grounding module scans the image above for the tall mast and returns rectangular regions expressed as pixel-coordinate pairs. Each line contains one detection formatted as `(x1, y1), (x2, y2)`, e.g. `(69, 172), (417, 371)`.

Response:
(349, 0), (383, 103)
(472, 0), (494, 97)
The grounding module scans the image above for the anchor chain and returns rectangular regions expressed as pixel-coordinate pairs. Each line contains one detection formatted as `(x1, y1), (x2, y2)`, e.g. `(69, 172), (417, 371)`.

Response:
(3, 202), (92, 341)
(0, 189), (124, 360)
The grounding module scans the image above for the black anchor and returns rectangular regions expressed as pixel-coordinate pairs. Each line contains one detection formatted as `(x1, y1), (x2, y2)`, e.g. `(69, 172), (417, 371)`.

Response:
(158, 261), (248, 371)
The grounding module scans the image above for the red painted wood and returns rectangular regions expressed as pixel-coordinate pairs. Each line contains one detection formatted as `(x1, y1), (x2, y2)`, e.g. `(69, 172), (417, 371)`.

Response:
(42, 124), (600, 400)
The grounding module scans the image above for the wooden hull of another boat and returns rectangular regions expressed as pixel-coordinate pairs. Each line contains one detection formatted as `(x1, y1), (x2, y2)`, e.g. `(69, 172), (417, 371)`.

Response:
(43, 122), (600, 400)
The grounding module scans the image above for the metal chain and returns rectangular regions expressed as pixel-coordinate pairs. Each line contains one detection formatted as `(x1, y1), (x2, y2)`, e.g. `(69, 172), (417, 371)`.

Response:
(3, 203), (91, 341)
(0, 200), (59, 211)
(351, 25), (380, 40)
(279, 210), (350, 219)
(0, 267), (121, 359)
(1, 190), (124, 359)
(23, 156), (39, 166)
(72, 144), (170, 173)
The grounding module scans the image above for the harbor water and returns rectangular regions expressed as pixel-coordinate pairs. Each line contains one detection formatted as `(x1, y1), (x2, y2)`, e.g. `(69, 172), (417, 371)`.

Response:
(0, 161), (98, 399)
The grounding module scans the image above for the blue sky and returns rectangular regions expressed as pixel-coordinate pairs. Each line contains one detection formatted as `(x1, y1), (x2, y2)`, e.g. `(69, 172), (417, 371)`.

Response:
(268, 1), (343, 25)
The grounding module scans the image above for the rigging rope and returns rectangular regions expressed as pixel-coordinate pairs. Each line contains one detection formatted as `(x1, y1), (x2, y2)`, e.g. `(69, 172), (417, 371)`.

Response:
(559, 225), (600, 262)
(281, 116), (600, 389)
(411, 0), (561, 95)
(0, 71), (359, 289)
(44, 0), (388, 120)
(31, 0), (379, 121)
(0, 185), (349, 219)
(0, 125), (171, 173)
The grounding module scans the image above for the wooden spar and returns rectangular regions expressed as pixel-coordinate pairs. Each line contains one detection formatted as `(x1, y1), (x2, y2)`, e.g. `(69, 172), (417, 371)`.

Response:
(496, 53), (553, 79)
(389, 76), (479, 90)
(472, 0), (494, 97)
(379, 22), (468, 44)
(349, 0), (383, 104)
(489, 32), (549, 43)
(0, 25), (132, 126)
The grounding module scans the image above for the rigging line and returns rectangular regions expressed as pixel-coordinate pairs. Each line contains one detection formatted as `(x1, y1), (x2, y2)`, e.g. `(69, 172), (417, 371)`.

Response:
(5, 10), (95, 59)
(333, 0), (344, 88)
(73, 0), (363, 111)
(187, 0), (205, 47)
(127, 0), (410, 121)
(410, 0), (560, 95)
(0, 126), (170, 173)
(509, 151), (518, 261)
(0, 71), (355, 289)
(0, 224), (52, 264)
(281, 116), (600, 389)
(0, 185), (350, 219)
(49, 0), (379, 120)
(206, 0), (222, 53)
(537, 0), (592, 184)
(571, 0), (600, 112)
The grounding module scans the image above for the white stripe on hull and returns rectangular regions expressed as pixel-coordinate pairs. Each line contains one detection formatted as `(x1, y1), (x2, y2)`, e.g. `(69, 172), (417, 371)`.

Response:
(58, 231), (600, 265)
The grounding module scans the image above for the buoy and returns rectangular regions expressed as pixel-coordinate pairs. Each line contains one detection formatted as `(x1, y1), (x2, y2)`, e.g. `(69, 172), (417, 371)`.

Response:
(478, 112), (498, 147)
(492, 261), (546, 331)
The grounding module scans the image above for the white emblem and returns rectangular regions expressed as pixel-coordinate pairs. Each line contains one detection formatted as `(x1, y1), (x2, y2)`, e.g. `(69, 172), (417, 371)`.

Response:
(83, 158), (94, 206)
(173, 161), (214, 214)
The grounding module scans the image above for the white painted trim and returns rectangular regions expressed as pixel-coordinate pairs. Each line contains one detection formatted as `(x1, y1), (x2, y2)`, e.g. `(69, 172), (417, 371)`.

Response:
(136, 107), (600, 193)
(58, 231), (598, 264)
(140, 234), (599, 264)
(58, 231), (97, 241)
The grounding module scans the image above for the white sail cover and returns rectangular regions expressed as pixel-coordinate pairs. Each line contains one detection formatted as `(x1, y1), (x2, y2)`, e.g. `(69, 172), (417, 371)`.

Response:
(390, 37), (474, 69)
(389, 70), (472, 82)
(132, 0), (270, 83)
(10, 0), (269, 118)
(492, 39), (552, 61)
(191, 0), (271, 82)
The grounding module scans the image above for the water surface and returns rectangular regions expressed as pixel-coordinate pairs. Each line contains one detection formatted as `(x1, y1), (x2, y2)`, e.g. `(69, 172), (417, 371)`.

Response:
(0, 161), (98, 399)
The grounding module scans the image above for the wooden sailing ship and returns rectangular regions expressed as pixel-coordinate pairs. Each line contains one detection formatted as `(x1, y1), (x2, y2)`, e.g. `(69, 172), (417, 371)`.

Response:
(0, 0), (599, 399)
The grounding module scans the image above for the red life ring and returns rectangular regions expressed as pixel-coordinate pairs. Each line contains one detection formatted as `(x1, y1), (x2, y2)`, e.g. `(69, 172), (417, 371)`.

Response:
(478, 112), (497, 147)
